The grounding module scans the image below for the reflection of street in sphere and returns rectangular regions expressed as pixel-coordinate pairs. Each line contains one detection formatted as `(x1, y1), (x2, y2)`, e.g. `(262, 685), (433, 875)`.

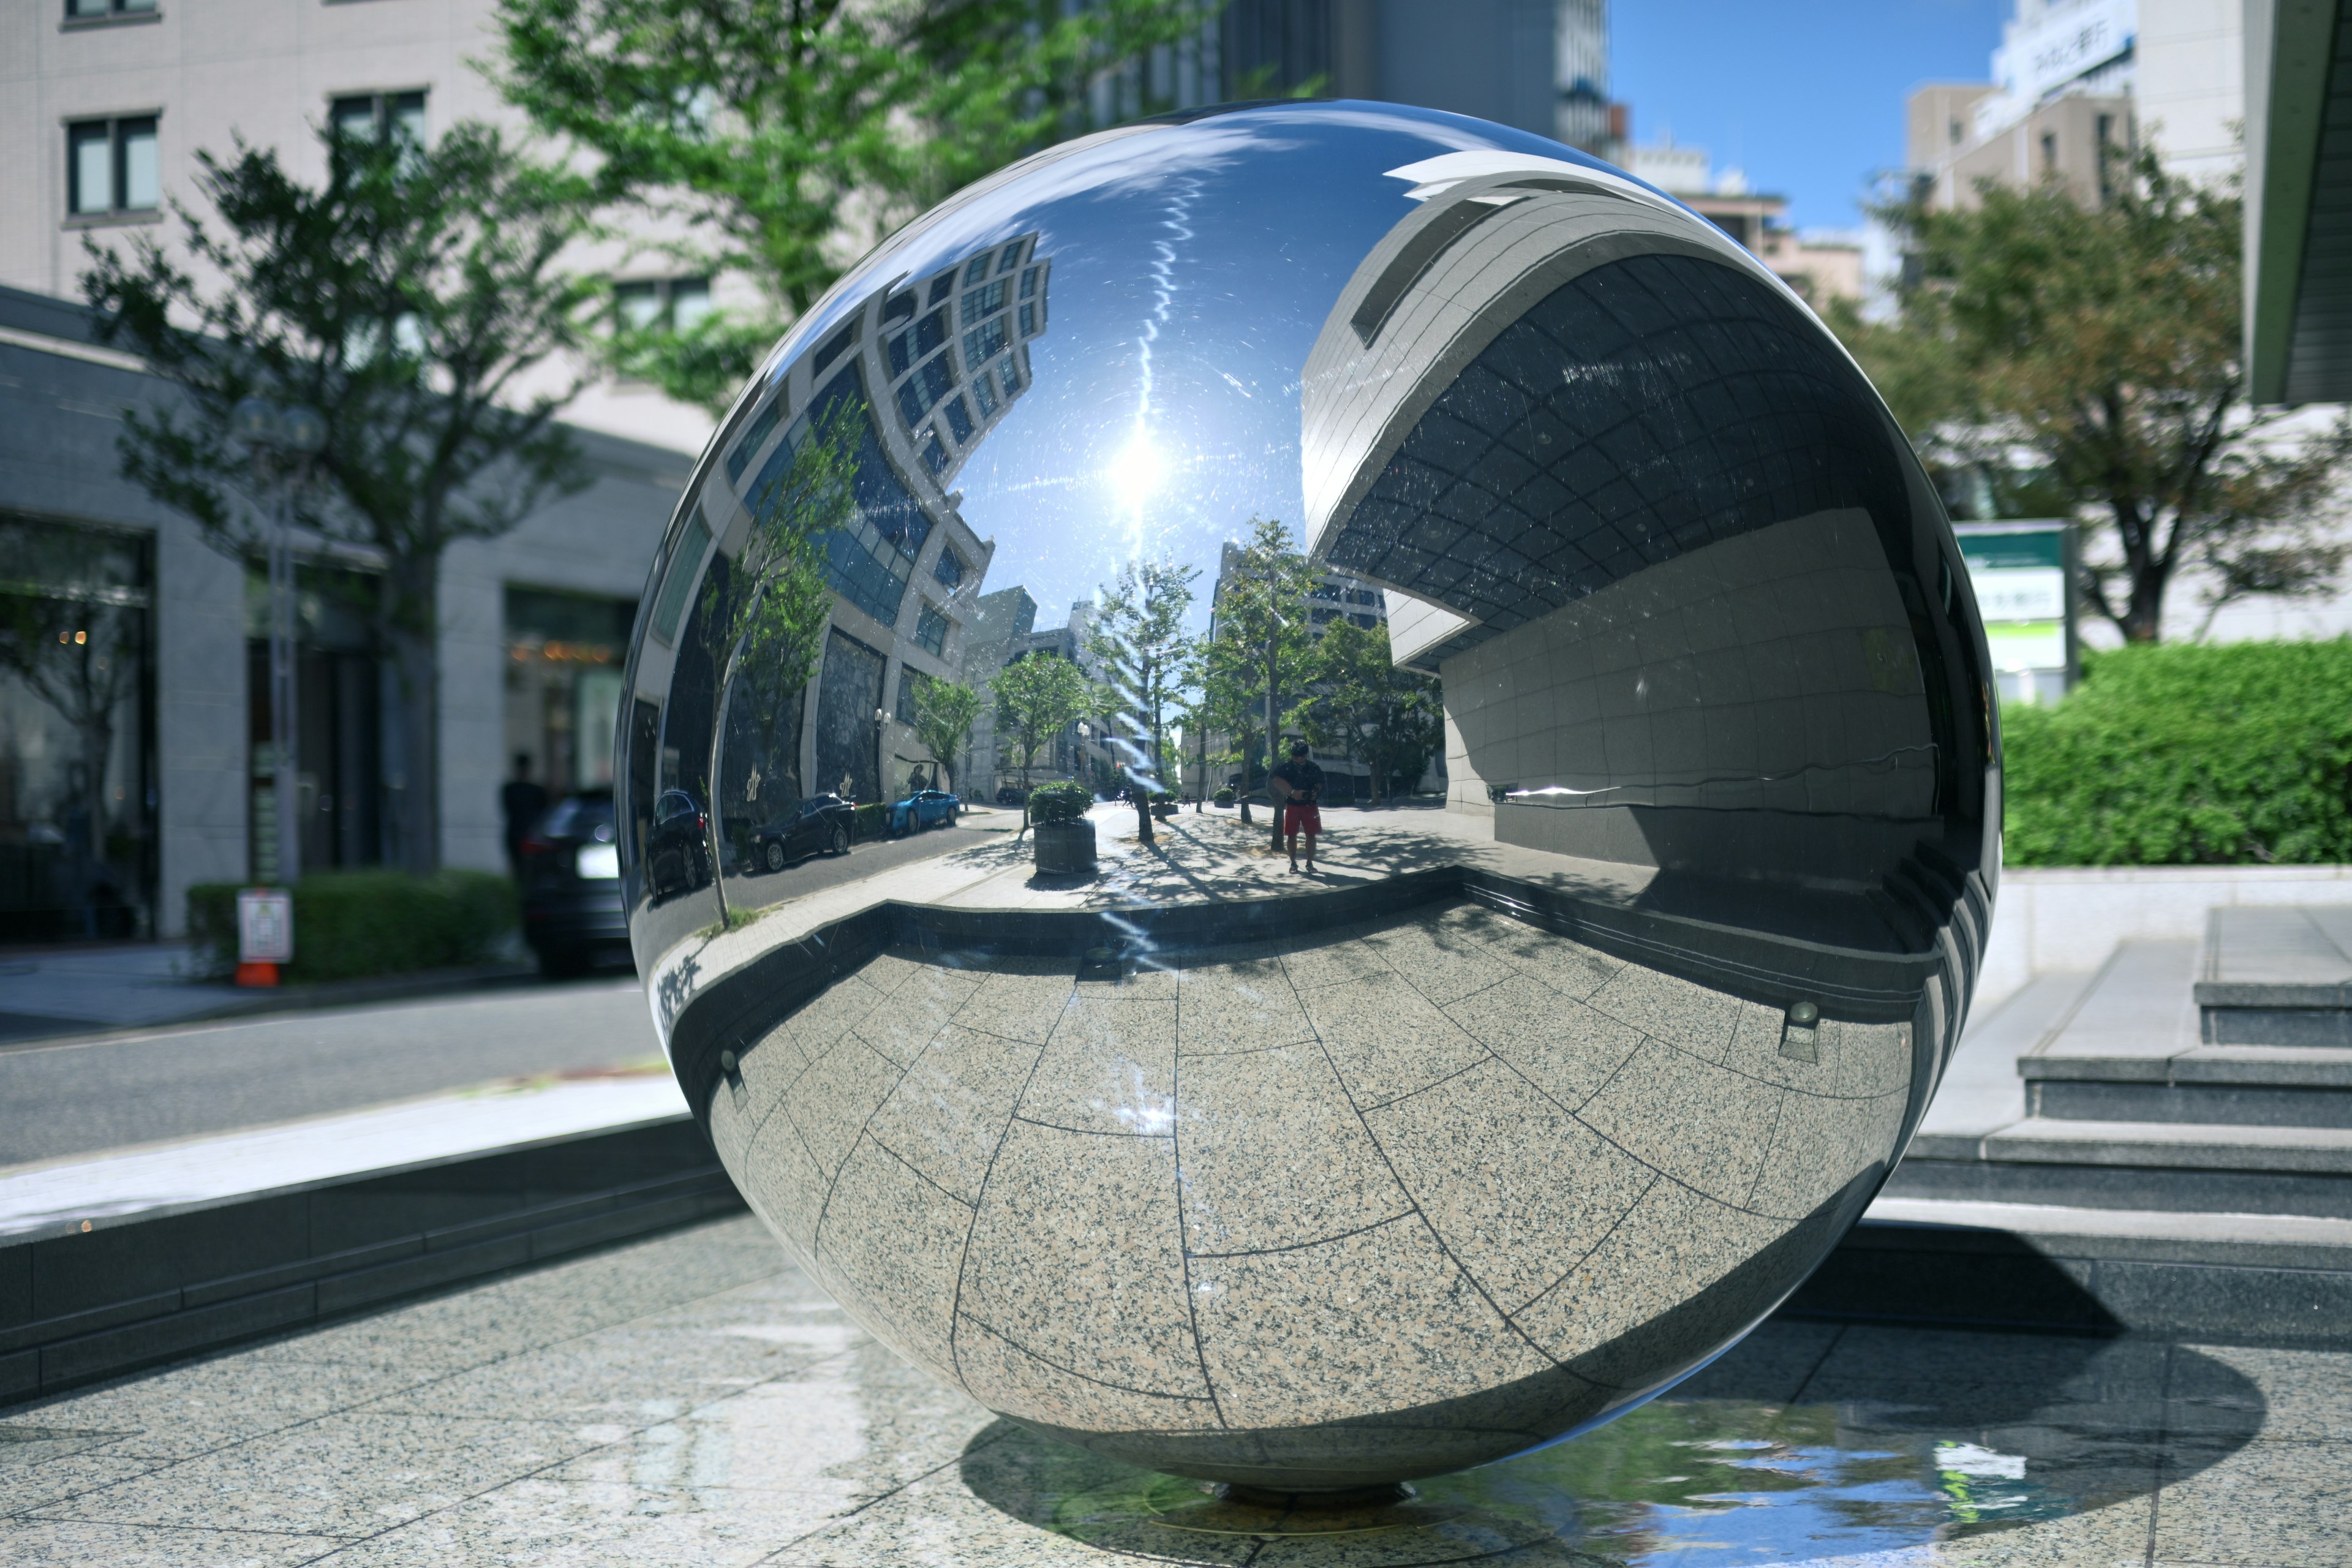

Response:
(617, 101), (1996, 1501)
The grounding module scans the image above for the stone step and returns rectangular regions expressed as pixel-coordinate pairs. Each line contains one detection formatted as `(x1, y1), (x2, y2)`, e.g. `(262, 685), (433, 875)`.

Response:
(2022, 1044), (2352, 1128)
(1801, 1195), (2352, 1342)
(2197, 905), (2352, 1045)
(1886, 1115), (2352, 1217)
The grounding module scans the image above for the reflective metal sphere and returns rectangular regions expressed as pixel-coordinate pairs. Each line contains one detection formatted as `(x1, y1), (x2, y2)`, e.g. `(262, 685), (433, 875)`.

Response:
(619, 101), (1996, 1494)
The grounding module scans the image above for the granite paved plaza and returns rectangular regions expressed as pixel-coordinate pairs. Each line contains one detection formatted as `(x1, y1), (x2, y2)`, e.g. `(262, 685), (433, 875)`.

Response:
(2, 1213), (2347, 1566)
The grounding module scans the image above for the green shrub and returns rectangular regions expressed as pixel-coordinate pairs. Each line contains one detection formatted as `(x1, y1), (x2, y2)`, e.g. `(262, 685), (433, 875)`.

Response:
(1213, 786), (1235, 807)
(2003, 640), (2352, 865)
(852, 801), (883, 842)
(1028, 780), (1092, 824)
(186, 870), (518, 982)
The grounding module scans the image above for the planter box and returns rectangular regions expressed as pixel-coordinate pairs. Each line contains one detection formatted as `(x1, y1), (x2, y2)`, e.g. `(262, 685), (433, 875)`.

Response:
(1033, 820), (1097, 875)
(1151, 803), (1176, 821)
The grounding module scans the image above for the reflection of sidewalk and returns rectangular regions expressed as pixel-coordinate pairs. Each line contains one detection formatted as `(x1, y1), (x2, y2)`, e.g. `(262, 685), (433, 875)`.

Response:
(0, 942), (534, 1046)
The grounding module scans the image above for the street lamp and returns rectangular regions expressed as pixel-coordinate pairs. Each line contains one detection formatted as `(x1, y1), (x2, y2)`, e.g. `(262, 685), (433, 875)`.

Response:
(232, 396), (326, 895)
(873, 706), (888, 805)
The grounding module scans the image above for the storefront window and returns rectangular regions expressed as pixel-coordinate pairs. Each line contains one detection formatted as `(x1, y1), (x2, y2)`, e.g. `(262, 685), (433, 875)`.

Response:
(245, 562), (386, 880)
(505, 587), (636, 799)
(0, 514), (155, 940)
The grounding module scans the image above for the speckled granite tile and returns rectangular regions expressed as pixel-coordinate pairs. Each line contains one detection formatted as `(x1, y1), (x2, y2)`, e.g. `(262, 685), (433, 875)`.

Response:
(1365, 1059), (1654, 1314)
(1513, 1178), (1786, 1370)
(1175, 1041), (1413, 1255)
(2168, 1343), (2352, 1442)
(1174, 959), (1312, 1054)
(0, 1520), (347, 1566)
(1447, 981), (1646, 1111)
(862, 1023), (1039, 1204)
(1359, 920), (1519, 1009)
(1932, 1496), (2155, 1568)
(1582, 965), (1746, 1065)
(1016, 995), (1176, 1136)
(954, 961), (1077, 1045)
(855, 962), (986, 1068)
(1574, 1039), (1783, 1207)
(41, 1412), (590, 1536)
(739, 1102), (835, 1263)
(786, 973), (890, 1057)
(959, 1119), (1204, 1400)
(780, 1034), (905, 1181)
(15, 1360), (366, 1461)
(1827, 1017), (1915, 1099)
(314, 1475), (844, 1567)
(812, 1135), (973, 1376)
(953, 1313), (1221, 1434)
(0, 1449), (157, 1516)
(1189, 1214), (1550, 1429)
(1746, 1085), (1906, 1219)
(366, 1324), (824, 1423)
(2150, 1434), (2352, 1564)
(1085, 960), (1178, 1000)
(1275, 927), (1394, 992)
(758, 1458), (1123, 1567)
(1721, 1000), (1836, 1090)
(1300, 971), (1493, 1109)
(1456, 916), (1620, 1001)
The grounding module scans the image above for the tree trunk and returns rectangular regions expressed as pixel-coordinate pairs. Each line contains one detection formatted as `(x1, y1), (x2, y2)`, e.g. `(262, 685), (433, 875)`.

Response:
(1265, 654), (1283, 851)
(386, 564), (440, 875)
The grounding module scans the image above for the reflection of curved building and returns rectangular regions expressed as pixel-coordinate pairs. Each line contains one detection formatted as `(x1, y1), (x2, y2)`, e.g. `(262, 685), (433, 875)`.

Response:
(623, 236), (1052, 849)
(1303, 159), (1992, 1022)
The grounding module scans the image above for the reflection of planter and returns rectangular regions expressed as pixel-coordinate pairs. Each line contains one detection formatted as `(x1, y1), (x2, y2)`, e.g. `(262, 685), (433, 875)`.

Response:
(1033, 820), (1097, 874)
(1151, 802), (1176, 821)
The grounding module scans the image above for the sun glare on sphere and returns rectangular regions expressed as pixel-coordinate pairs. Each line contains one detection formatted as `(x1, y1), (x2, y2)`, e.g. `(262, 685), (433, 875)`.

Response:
(1112, 434), (1162, 508)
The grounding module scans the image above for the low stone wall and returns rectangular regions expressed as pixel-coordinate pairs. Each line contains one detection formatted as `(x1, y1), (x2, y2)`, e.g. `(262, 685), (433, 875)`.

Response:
(1981, 864), (2352, 1003)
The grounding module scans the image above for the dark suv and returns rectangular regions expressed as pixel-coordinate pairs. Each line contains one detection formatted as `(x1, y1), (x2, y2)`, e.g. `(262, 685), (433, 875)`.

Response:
(748, 793), (855, 872)
(518, 791), (628, 976)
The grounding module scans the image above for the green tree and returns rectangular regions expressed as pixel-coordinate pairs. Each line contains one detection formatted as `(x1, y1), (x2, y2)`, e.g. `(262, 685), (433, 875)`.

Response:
(1290, 617), (1444, 805)
(990, 652), (1090, 831)
(701, 399), (860, 911)
(83, 122), (596, 873)
(1834, 148), (2351, 643)
(491, 0), (1227, 410)
(910, 675), (983, 795)
(1202, 516), (1315, 845)
(1087, 558), (1197, 791)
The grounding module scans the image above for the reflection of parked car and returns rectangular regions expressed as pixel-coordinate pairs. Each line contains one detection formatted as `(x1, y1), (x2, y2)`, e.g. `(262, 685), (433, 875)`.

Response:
(645, 789), (711, 897)
(519, 791), (628, 977)
(748, 793), (854, 872)
(995, 786), (1026, 805)
(886, 789), (960, 837)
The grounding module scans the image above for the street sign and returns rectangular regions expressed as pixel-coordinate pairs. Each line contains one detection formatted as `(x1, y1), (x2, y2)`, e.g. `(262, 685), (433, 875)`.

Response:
(237, 888), (293, 964)
(1954, 521), (2075, 702)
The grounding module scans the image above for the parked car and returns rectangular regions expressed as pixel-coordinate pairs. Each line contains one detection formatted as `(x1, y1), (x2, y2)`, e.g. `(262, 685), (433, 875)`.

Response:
(518, 791), (628, 977)
(644, 788), (712, 898)
(995, 785), (1027, 805)
(748, 793), (855, 872)
(886, 788), (960, 837)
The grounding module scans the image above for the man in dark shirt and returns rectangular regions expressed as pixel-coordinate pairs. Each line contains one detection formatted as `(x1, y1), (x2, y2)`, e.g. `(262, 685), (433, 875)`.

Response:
(500, 753), (548, 877)
(1268, 739), (1325, 874)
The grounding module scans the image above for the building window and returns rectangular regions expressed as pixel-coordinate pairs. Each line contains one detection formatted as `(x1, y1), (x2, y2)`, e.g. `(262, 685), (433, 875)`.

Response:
(895, 665), (930, 725)
(914, 606), (949, 657)
(932, 548), (965, 590)
(66, 116), (158, 218)
(614, 276), (712, 334)
(330, 91), (426, 147)
(2040, 132), (2057, 173)
(65, 0), (157, 18)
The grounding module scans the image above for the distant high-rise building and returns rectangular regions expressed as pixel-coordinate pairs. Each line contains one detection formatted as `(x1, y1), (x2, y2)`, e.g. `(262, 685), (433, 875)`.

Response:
(876, 236), (1050, 486)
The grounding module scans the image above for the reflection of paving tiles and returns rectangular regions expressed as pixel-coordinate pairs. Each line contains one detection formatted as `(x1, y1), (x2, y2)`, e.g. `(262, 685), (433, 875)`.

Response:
(862, 1024), (1039, 1204)
(1575, 1040), (1783, 1205)
(1172, 957), (1311, 1054)
(1583, 965), (1747, 1065)
(781, 1036), (905, 1181)
(1359, 920), (1518, 1007)
(1300, 971), (1492, 1108)
(954, 1314), (1220, 1434)
(2151, 1434), (2352, 1564)
(1366, 1060), (1653, 1313)
(957, 1120), (1203, 1401)
(1746, 1084), (1906, 1218)
(1175, 1042), (1412, 1255)
(1189, 1214), (1549, 1429)
(1449, 979), (1645, 1110)
(952, 962), (1076, 1045)
(1017, 995), (1175, 1136)
(813, 1137), (973, 1376)
(0, 1520), (347, 1566)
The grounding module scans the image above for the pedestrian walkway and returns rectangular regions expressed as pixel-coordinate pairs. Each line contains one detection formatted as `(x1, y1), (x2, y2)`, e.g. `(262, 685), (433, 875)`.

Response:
(1, 1213), (2340, 1566)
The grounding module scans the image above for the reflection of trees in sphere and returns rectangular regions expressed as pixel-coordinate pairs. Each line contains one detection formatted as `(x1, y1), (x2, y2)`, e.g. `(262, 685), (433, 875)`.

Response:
(618, 101), (1996, 1496)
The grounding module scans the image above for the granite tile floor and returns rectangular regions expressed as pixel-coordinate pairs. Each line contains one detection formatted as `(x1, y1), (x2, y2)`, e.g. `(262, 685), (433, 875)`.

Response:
(2, 1214), (2348, 1567)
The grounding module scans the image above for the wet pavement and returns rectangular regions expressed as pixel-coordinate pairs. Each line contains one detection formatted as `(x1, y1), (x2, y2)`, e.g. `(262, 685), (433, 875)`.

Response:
(1, 1214), (2342, 1566)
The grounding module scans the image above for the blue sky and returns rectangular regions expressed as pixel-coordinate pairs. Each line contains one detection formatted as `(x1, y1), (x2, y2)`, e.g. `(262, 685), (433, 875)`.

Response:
(1613, 0), (2008, 232)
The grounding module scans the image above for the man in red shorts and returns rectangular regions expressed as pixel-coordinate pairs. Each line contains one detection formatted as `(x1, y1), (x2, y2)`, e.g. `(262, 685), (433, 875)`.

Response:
(1268, 739), (1325, 874)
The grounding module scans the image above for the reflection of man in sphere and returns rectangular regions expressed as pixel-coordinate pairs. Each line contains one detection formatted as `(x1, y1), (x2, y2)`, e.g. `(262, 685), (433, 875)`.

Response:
(1270, 739), (1324, 873)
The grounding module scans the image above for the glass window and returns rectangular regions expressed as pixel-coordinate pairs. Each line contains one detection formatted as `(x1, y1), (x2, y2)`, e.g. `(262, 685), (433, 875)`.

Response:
(67, 0), (156, 17)
(921, 435), (948, 475)
(914, 307), (948, 359)
(387, 91), (426, 148)
(963, 316), (1008, 369)
(998, 360), (1022, 398)
(1020, 266), (1038, 300)
(1018, 303), (1035, 336)
(886, 325), (913, 378)
(933, 549), (965, 590)
(612, 276), (710, 334)
(942, 395), (974, 443)
(962, 279), (1007, 321)
(895, 379), (928, 431)
(927, 275), (952, 307)
(726, 393), (786, 487)
(963, 255), (989, 286)
(118, 118), (157, 209)
(68, 123), (111, 215)
(915, 606), (949, 657)
(971, 372), (998, 419)
(66, 118), (158, 217)
(918, 355), (953, 409)
(614, 281), (663, 331)
(507, 586), (636, 794)
(998, 243), (1022, 274)
(895, 665), (929, 724)
(330, 91), (428, 148)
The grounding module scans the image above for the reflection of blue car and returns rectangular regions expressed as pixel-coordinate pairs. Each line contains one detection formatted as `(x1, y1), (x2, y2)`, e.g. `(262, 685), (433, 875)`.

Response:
(886, 788), (960, 837)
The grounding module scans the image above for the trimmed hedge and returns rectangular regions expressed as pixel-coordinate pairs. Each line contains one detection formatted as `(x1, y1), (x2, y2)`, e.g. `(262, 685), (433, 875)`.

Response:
(2003, 640), (2352, 865)
(853, 801), (884, 842)
(188, 869), (517, 982)
(1028, 780), (1092, 824)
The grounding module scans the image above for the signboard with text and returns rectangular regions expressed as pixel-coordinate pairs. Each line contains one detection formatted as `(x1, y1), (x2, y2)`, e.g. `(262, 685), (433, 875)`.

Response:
(1954, 521), (2075, 698)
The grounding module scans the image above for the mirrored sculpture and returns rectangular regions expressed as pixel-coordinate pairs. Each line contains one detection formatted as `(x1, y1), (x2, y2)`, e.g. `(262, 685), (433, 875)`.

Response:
(619, 101), (1996, 1505)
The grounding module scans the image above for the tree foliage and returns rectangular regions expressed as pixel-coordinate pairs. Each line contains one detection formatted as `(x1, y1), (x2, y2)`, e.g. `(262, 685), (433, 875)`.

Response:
(491, 0), (1227, 409)
(990, 651), (1090, 826)
(81, 123), (595, 872)
(1087, 557), (1197, 791)
(1833, 148), (2352, 643)
(911, 676), (983, 793)
(1200, 516), (1315, 839)
(1292, 617), (1442, 802)
(2003, 641), (2352, 864)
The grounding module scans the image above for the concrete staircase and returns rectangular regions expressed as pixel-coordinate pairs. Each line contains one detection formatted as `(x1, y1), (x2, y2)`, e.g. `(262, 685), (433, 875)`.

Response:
(1847, 914), (2352, 1342)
